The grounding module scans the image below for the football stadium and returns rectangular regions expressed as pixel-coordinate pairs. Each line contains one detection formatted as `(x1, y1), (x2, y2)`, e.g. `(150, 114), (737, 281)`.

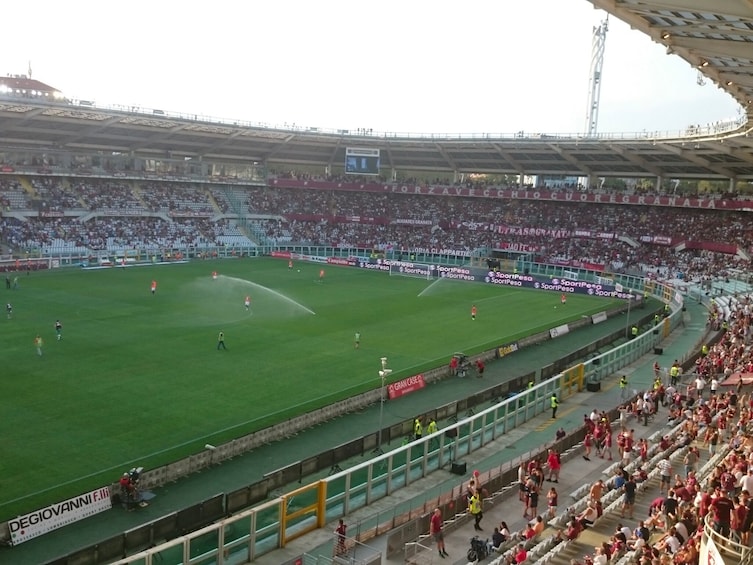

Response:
(2, 1), (753, 565)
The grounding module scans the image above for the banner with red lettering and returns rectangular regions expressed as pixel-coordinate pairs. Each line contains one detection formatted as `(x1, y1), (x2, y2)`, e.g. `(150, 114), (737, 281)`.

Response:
(283, 213), (384, 225)
(269, 178), (752, 211)
(639, 235), (673, 246)
(387, 374), (426, 399)
(9, 485), (112, 545)
(498, 242), (539, 253)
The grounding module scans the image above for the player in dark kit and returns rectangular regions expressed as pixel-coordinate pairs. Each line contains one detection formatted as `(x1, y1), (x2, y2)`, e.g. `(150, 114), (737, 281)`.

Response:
(55, 319), (63, 340)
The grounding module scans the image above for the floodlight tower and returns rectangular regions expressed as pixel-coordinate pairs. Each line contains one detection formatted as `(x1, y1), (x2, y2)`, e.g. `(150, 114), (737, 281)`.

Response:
(584, 15), (609, 137)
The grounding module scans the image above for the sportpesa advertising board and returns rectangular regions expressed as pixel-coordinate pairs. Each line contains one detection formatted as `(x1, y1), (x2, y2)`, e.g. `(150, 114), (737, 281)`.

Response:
(270, 252), (634, 300)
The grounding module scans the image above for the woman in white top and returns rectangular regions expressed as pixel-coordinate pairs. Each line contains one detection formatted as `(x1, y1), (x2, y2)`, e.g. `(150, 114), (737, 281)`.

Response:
(499, 521), (511, 541)
(578, 501), (599, 529)
(592, 546), (608, 565)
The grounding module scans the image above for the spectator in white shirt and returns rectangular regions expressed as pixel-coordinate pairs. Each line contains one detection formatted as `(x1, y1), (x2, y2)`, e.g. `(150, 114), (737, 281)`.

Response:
(740, 469), (753, 494)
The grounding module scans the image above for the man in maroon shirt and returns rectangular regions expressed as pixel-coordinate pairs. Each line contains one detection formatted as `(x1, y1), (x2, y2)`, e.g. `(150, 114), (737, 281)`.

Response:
(430, 508), (448, 558)
(698, 487), (713, 518)
(711, 492), (735, 537)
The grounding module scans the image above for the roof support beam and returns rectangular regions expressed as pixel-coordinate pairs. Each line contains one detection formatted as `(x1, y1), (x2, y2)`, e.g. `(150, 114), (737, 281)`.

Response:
(666, 36), (753, 61)
(196, 130), (247, 158)
(60, 116), (124, 146)
(261, 134), (297, 162)
(546, 144), (593, 176)
(605, 144), (663, 177)
(701, 140), (753, 168)
(383, 147), (394, 170)
(435, 143), (458, 171)
(327, 138), (342, 167)
(491, 143), (524, 171)
(662, 143), (736, 178)
(128, 123), (191, 152)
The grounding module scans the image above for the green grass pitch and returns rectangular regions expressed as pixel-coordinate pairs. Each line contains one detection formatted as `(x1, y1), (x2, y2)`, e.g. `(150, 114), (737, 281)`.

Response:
(0, 258), (621, 520)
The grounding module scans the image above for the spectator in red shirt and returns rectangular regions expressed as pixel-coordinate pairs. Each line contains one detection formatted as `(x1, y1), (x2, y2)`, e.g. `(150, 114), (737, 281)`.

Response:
(429, 508), (448, 558)
(698, 487), (713, 518)
(546, 449), (561, 482)
(449, 356), (458, 376)
(710, 492), (735, 537)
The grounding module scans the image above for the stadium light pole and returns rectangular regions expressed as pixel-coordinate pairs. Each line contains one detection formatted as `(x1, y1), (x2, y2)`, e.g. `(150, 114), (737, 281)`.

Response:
(376, 357), (392, 455)
(624, 293), (633, 339)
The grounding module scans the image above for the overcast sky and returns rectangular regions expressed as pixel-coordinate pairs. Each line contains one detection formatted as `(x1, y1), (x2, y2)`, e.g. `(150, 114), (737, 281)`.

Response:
(0, 0), (741, 136)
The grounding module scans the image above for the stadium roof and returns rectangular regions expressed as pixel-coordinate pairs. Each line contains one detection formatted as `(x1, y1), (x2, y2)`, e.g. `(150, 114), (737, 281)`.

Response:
(0, 0), (752, 180)
(589, 0), (753, 112)
(0, 75), (61, 95)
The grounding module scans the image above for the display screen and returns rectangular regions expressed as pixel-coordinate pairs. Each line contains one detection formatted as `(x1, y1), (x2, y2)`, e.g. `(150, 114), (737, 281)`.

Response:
(345, 147), (380, 175)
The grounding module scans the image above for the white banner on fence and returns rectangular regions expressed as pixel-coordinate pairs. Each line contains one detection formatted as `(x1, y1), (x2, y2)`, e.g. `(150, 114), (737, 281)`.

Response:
(549, 324), (570, 339)
(9, 485), (111, 545)
(591, 311), (608, 325)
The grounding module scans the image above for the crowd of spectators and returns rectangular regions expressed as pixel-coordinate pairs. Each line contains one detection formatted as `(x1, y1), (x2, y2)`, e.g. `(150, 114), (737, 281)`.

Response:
(31, 177), (80, 211)
(0, 178), (29, 210)
(556, 363), (751, 564)
(0, 216), (244, 252)
(594, 295), (753, 564)
(695, 296), (753, 393)
(139, 182), (214, 215)
(1, 176), (752, 281)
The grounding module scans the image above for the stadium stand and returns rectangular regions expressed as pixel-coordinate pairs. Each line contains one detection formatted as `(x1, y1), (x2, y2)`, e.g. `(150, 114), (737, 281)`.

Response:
(2, 175), (751, 285)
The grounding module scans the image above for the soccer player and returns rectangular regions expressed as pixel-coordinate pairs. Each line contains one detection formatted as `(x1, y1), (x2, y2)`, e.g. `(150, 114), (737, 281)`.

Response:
(151, 280), (157, 295)
(244, 295), (251, 311)
(471, 304), (477, 321)
(34, 334), (44, 356)
(6, 303), (12, 319)
(55, 319), (63, 340)
(217, 331), (226, 350)
(288, 259), (293, 270)
(319, 268), (325, 283)
(212, 271), (218, 280)
(354, 331), (361, 349)
(561, 293), (567, 305)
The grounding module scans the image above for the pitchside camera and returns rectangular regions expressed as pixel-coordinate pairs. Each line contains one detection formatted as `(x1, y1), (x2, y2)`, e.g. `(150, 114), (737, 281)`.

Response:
(128, 466), (144, 482)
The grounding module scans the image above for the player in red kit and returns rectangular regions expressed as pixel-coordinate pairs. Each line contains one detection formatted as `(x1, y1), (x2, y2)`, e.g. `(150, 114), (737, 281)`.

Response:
(471, 305), (477, 321)
(288, 259), (293, 270)
(151, 280), (157, 295)
(561, 294), (567, 305)
(244, 295), (251, 311)
(319, 269), (325, 283)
